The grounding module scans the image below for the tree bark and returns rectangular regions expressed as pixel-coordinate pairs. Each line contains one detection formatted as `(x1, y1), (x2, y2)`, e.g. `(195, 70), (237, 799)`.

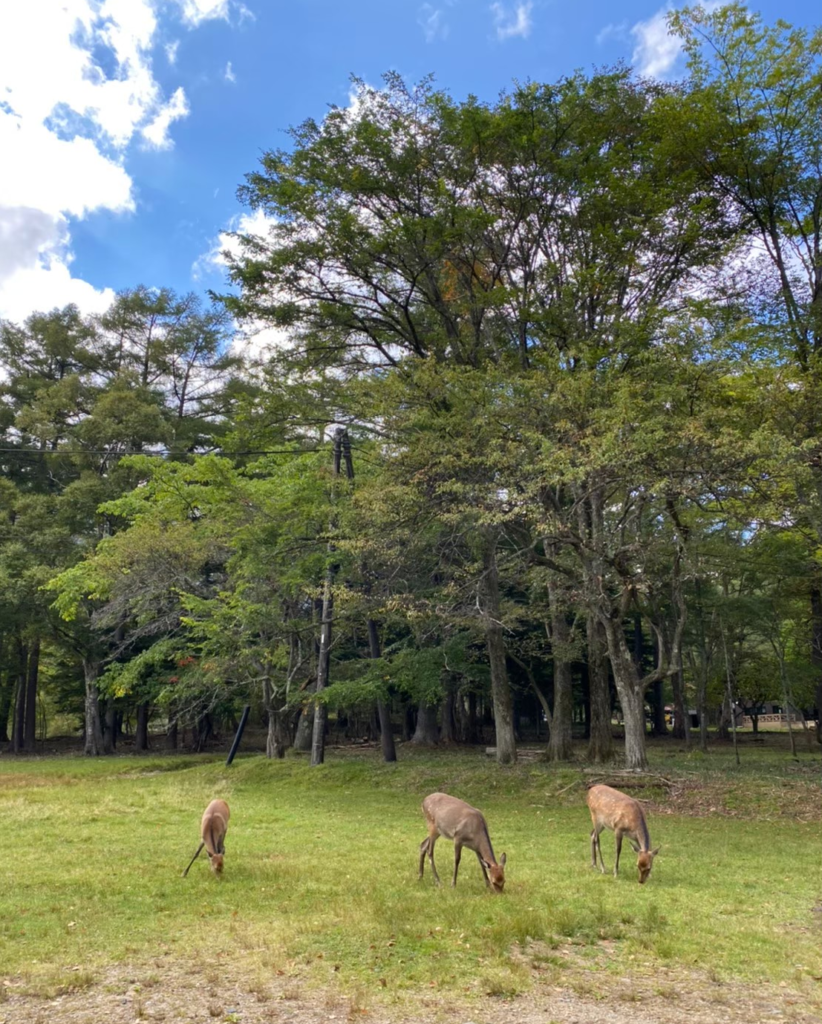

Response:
(0, 674), (13, 745)
(601, 616), (648, 770)
(548, 585), (573, 762)
(23, 638), (40, 749)
(587, 613), (613, 763)
(12, 638), (28, 753)
(411, 701), (439, 744)
(83, 659), (104, 756)
(135, 701), (150, 751)
(811, 584), (822, 744)
(311, 429), (344, 767)
(481, 538), (516, 764)
(103, 700), (116, 753)
(310, 576), (333, 766)
(367, 619), (397, 762)
(671, 665), (691, 747)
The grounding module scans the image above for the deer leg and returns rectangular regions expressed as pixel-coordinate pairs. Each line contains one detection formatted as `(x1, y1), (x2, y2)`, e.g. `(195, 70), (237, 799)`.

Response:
(614, 830), (623, 877)
(476, 850), (490, 887)
(427, 834), (441, 886)
(452, 842), (462, 888)
(418, 837), (429, 880)
(592, 828), (607, 873)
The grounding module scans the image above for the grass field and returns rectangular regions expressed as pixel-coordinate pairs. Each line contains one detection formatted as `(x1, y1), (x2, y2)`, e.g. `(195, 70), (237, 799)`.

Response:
(0, 738), (820, 1019)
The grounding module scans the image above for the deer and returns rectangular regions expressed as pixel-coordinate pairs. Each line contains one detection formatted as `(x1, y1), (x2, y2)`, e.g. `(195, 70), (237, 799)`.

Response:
(418, 792), (506, 893)
(586, 784), (660, 884)
(182, 799), (230, 878)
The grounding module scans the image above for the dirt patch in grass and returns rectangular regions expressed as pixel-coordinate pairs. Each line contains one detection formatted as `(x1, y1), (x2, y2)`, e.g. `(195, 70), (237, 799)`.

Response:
(1, 952), (818, 1024)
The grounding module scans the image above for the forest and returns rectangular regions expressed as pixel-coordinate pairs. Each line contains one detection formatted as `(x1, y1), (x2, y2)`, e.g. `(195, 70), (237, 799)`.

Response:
(2, 4), (822, 772)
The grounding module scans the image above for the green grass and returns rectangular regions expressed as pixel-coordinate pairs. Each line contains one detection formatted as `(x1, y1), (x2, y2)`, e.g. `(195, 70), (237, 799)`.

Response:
(0, 741), (820, 1007)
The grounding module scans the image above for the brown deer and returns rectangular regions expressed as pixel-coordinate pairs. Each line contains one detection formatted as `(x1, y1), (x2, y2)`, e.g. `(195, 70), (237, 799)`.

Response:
(586, 784), (660, 884)
(419, 793), (506, 893)
(182, 799), (230, 877)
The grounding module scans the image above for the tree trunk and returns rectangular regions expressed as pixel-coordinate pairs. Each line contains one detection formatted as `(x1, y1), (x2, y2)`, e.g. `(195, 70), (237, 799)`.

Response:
(466, 691), (480, 744)
(671, 665), (690, 746)
(548, 587), (573, 762)
(263, 680), (287, 758)
(811, 584), (822, 745)
(482, 539), (516, 764)
(367, 619), (396, 762)
(103, 700), (116, 753)
(0, 674), (13, 744)
(411, 701), (439, 744)
(439, 676), (457, 745)
(166, 703), (179, 749)
(402, 703), (415, 742)
(12, 639), (28, 753)
(135, 702), (150, 751)
(651, 679), (667, 736)
(310, 574), (333, 767)
(587, 613), (613, 763)
(83, 659), (104, 756)
(24, 638), (40, 749)
(601, 616), (648, 770)
(293, 708), (312, 751)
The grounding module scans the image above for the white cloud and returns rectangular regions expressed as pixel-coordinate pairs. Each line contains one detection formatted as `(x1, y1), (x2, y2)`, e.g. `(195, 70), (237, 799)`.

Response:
(418, 5), (449, 43)
(596, 22), (627, 46)
(0, 0), (238, 322)
(630, 6), (682, 79)
(224, 61), (237, 83)
(490, 2), (532, 42)
(177, 0), (254, 28)
(193, 209), (273, 282)
(166, 40), (180, 65)
(142, 87), (190, 149)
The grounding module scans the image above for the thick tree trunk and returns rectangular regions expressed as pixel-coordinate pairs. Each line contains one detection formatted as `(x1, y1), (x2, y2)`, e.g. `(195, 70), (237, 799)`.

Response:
(482, 540), (516, 764)
(24, 638), (40, 749)
(602, 616), (648, 770)
(83, 659), (104, 756)
(367, 619), (397, 762)
(293, 708), (312, 751)
(135, 702), (150, 751)
(587, 614), (613, 763)
(548, 587), (573, 762)
(411, 701), (439, 744)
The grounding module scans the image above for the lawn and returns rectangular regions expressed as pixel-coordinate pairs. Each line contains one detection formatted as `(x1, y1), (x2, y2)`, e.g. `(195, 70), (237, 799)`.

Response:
(0, 739), (820, 1017)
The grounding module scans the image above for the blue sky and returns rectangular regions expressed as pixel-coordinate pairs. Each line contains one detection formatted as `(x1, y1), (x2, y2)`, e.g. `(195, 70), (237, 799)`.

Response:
(0, 0), (816, 324)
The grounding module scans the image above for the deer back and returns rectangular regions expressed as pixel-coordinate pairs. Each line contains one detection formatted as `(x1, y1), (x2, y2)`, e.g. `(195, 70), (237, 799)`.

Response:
(201, 799), (230, 855)
(586, 785), (650, 849)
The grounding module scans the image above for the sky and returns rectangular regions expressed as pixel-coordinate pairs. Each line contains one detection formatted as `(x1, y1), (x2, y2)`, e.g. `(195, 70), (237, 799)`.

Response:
(0, 0), (817, 325)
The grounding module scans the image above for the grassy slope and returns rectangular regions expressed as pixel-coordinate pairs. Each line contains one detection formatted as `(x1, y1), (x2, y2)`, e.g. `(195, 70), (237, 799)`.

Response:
(0, 742), (819, 1004)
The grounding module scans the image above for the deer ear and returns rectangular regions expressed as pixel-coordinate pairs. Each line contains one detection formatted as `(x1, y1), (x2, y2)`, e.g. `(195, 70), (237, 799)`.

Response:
(499, 853), (507, 867)
(480, 857), (490, 869)
(651, 847), (661, 857)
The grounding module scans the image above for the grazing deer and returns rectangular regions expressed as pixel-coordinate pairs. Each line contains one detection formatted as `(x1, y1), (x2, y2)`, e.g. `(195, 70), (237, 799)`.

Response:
(586, 784), (660, 884)
(419, 793), (506, 893)
(182, 799), (230, 878)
